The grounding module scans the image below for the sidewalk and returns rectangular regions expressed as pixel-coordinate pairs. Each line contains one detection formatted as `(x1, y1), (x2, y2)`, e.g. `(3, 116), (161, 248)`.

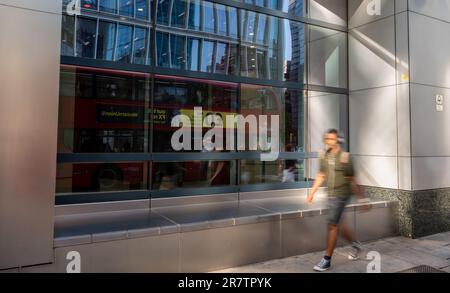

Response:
(214, 232), (450, 273)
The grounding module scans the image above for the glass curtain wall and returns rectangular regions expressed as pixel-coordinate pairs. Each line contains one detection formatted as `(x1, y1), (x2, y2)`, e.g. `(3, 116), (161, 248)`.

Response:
(58, 0), (348, 204)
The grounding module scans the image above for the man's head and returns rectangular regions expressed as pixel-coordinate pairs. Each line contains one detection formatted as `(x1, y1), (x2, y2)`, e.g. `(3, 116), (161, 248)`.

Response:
(324, 129), (340, 150)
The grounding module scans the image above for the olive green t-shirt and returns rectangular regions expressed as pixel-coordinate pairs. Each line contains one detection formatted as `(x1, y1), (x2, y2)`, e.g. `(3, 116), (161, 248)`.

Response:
(319, 149), (354, 198)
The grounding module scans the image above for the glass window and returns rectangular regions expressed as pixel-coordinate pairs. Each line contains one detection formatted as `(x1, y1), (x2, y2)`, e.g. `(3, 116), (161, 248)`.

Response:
(152, 161), (235, 190)
(283, 0), (306, 15)
(256, 14), (267, 44)
(76, 17), (97, 58)
(61, 15), (75, 56)
(99, 0), (116, 13)
(228, 44), (238, 75)
(187, 37), (200, 71)
(200, 40), (214, 73)
(136, 0), (149, 20)
(216, 4), (227, 36)
(256, 48), (268, 79)
(170, 35), (186, 69)
(284, 89), (305, 152)
(119, 0), (134, 17)
(115, 24), (133, 63)
(171, 0), (187, 28)
(228, 7), (238, 39)
(57, 67), (150, 155)
(308, 25), (347, 88)
(97, 21), (116, 61)
(156, 31), (170, 67)
(152, 75), (238, 153)
(240, 160), (305, 185)
(242, 11), (256, 43)
(157, 0), (170, 25)
(254, 0), (264, 7)
(81, 0), (98, 9)
(239, 84), (283, 151)
(188, 0), (201, 30)
(56, 162), (148, 193)
(268, 0), (279, 10)
(214, 42), (228, 74)
(240, 46), (257, 78)
(203, 1), (215, 33)
(133, 27), (148, 64)
(283, 20), (305, 82)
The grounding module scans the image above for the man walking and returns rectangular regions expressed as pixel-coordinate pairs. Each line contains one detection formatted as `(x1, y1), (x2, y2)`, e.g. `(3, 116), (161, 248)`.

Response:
(307, 129), (363, 272)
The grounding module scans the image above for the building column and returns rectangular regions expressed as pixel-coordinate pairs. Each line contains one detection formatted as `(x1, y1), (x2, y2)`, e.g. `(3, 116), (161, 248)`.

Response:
(0, 0), (62, 269)
(349, 0), (450, 238)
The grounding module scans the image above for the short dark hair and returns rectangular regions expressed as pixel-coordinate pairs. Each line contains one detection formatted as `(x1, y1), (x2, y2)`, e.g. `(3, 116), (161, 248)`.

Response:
(326, 129), (339, 136)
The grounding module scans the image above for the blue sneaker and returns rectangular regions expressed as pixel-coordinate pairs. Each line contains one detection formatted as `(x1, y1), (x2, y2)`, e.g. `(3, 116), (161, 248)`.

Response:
(313, 258), (331, 272)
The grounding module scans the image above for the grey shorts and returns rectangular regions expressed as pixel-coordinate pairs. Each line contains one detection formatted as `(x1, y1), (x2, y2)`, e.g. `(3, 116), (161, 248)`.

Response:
(327, 196), (351, 225)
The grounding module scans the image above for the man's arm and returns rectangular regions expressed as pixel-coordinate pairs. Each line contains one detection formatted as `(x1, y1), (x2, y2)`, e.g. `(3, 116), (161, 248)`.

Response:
(307, 172), (325, 204)
(350, 176), (365, 199)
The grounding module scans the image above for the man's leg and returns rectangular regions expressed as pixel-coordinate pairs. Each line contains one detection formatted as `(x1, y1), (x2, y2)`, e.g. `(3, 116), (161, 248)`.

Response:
(340, 221), (363, 260)
(339, 221), (356, 243)
(325, 224), (339, 257)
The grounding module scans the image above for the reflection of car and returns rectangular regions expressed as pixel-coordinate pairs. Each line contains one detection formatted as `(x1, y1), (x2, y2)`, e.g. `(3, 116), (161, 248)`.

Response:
(81, 0), (96, 9)
(72, 162), (144, 192)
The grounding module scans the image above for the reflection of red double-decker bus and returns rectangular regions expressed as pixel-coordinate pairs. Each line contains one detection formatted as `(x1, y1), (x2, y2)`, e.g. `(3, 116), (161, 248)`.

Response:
(58, 65), (150, 192)
(57, 65), (284, 193)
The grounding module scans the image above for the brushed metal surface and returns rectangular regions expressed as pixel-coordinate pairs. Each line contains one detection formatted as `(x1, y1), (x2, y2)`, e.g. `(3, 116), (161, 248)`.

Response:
(0, 0), (62, 14)
(355, 203), (399, 242)
(151, 193), (239, 208)
(180, 222), (281, 272)
(54, 209), (174, 238)
(0, 2), (61, 269)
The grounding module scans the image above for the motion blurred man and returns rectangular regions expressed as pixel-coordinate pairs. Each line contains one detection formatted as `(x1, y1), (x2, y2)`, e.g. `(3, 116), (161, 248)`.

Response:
(307, 129), (363, 272)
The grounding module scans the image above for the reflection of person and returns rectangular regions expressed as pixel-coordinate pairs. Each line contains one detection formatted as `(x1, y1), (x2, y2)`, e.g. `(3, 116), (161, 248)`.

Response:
(195, 89), (203, 105)
(307, 129), (364, 272)
(282, 144), (296, 183)
(209, 161), (227, 186)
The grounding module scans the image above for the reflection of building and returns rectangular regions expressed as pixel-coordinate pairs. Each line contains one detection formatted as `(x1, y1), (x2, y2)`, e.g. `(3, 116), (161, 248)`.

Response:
(284, 0), (306, 151)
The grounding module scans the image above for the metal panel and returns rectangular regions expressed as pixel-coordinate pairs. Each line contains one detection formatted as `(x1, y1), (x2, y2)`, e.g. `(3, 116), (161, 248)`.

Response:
(348, 0), (395, 29)
(0, 2), (61, 269)
(151, 193), (239, 208)
(239, 188), (307, 201)
(410, 84), (450, 157)
(409, 0), (450, 23)
(349, 17), (396, 91)
(280, 210), (356, 258)
(409, 12), (450, 88)
(180, 222), (281, 272)
(0, 0), (62, 14)
(355, 205), (399, 242)
(350, 86), (398, 156)
(55, 199), (151, 216)
(352, 155), (398, 189)
(49, 233), (180, 273)
(281, 214), (328, 257)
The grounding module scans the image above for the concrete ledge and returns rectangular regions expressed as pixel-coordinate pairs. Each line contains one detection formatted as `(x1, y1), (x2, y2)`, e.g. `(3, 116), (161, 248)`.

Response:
(54, 200), (398, 245)
(127, 227), (160, 239)
(92, 231), (128, 243)
(54, 235), (92, 248)
(44, 199), (399, 272)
